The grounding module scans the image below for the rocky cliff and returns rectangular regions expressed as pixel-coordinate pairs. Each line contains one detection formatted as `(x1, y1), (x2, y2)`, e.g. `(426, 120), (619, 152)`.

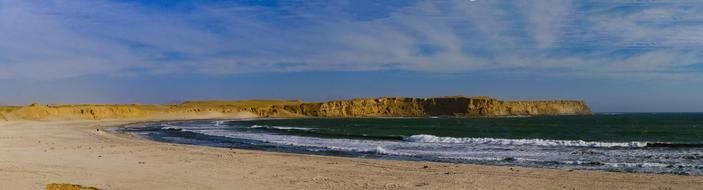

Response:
(281, 96), (591, 117)
(0, 96), (591, 121)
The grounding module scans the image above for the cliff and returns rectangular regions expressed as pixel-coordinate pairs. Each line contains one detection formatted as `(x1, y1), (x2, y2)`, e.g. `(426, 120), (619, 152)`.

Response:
(0, 96), (591, 121)
(280, 96), (591, 117)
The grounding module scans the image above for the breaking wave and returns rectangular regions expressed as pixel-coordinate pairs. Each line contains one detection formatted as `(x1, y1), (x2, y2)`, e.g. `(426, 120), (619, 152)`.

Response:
(121, 119), (703, 176)
(404, 134), (648, 148)
(249, 125), (316, 131)
(404, 134), (703, 148)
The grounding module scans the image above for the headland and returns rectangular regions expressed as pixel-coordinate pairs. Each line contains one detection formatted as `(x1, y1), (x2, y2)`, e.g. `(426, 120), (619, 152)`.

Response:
(0, 96), (592, 121)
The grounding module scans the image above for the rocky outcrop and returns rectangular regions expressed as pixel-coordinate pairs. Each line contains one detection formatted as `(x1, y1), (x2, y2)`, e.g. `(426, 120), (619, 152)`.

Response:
(494, 100), (592, 116)
(46, 183), (100, 190)
(0, 96), (591, 121)
(282, 96), (591, 117)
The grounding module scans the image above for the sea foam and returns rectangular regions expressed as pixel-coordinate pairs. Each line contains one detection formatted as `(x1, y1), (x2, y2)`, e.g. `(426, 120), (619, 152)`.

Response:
(249, 125), (315, 131)
(125, 120), (703, 176)
(404, 134), (648, 148)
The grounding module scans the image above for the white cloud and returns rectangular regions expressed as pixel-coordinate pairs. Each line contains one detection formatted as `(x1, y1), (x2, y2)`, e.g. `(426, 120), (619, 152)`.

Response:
(516, 0), (575, 48)
(0, 0), (701, 80)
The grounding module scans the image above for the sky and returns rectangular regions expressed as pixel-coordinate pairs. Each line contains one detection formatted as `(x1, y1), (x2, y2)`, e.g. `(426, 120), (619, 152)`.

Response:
(1, 0), (702, 112)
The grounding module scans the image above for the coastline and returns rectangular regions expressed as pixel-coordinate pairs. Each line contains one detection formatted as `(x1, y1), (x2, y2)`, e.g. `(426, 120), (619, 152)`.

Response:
(0, 96), (592, 122)
(1, 118), (702, 190)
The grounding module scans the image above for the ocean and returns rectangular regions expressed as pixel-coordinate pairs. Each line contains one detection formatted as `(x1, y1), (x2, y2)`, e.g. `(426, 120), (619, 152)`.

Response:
(120, 113), (703, 175)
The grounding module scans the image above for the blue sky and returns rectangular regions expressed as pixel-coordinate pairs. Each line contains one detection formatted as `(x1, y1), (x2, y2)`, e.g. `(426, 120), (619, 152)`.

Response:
(1, 0), (702, 112)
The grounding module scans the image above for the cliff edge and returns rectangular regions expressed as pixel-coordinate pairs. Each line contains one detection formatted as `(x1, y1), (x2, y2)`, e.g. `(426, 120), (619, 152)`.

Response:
(0, 96), (591, 121)
(281, 96), (591, 117)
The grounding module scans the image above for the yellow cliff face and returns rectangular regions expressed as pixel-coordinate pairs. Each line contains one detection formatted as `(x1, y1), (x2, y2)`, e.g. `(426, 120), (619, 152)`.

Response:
(494, 100), (592, 116)
(282, 96), (591, 117)
(0, 96), (592, 121)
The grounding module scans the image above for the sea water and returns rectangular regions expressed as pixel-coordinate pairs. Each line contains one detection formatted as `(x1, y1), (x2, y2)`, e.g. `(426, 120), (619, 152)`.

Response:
(120, 113), (703, 175)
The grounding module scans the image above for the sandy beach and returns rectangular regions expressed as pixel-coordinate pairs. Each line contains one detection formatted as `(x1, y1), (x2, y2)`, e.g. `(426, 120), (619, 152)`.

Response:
(1, 119), (702, 190)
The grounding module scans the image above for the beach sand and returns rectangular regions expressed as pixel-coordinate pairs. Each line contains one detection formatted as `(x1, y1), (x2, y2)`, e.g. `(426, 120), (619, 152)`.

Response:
(1, 119), (702, 190)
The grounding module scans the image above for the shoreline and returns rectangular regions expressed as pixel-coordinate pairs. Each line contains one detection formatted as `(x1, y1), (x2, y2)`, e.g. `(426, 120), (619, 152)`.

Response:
(119, 118), (703, 176)
(1, 118), (702, 189)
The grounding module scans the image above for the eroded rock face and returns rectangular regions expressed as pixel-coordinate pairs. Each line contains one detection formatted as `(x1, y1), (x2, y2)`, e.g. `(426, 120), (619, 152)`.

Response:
(0, 96), (592, 121)
(283, 97), (591, 117)
(494, 100), (593, 116)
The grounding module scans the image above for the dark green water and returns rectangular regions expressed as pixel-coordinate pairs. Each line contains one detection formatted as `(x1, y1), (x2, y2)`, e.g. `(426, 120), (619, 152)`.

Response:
(231, 113), (703, 144)
(122, 113), (703, 175)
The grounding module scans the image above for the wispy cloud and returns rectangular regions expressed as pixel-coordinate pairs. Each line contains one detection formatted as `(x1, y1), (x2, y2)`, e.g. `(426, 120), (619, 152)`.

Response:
(0, 0), (701, 80)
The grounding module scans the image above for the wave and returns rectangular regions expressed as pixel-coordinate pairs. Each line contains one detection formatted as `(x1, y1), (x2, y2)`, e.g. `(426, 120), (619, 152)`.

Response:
(213, 121), (226, 127)
(644, 142), (703, 148)
(249, 125), (315, 131)
(124, 120), (703, 176)
(159, 123), (224, 131)
(598, 112), (624, 115)
(404, 134), (649, 148)
(558, 161), (702, 169)
(189, 129), (395, 154)
(211, 118), (280, 127)
(499, 115), (532, 118)
(161, 124), (701, 149)
(160, 124), (183, 131)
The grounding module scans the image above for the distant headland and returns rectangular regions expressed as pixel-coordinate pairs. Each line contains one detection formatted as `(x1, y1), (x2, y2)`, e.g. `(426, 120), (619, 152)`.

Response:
(0, 96), (591, 121)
